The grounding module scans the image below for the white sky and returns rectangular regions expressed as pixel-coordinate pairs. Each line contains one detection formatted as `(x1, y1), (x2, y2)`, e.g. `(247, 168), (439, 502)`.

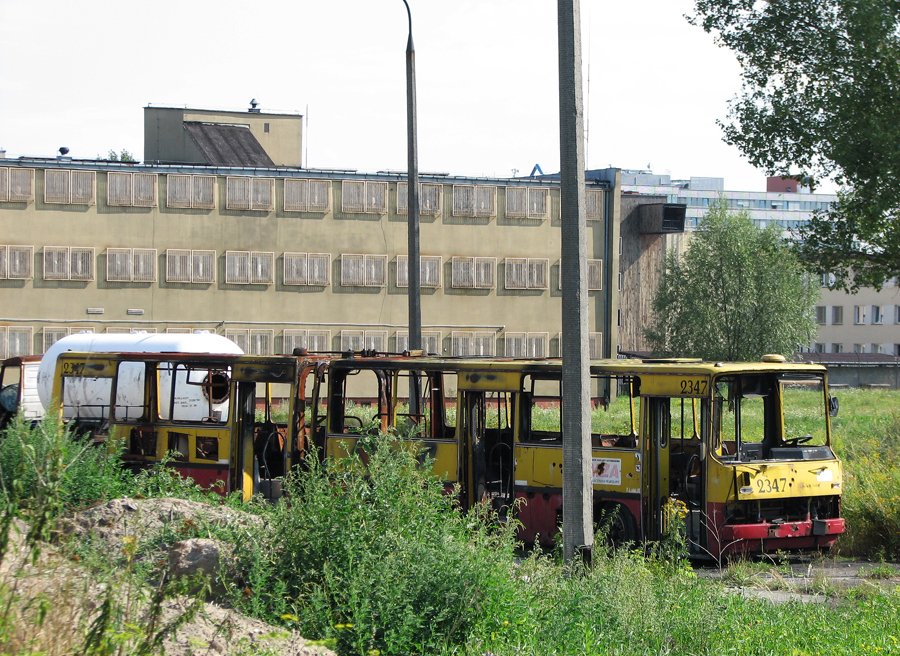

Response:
(0, 0), (787, 192)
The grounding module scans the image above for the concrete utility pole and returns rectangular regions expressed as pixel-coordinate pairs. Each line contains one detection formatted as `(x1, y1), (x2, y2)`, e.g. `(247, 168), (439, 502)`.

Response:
(557, 0), (594, 565)
(403, 0), (422, 350)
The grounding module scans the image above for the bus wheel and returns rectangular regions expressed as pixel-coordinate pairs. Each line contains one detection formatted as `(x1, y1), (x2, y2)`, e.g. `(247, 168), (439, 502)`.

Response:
(597, 502), (637, 548)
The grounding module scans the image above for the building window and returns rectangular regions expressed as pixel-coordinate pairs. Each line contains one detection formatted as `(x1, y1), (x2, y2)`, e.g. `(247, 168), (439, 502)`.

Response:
(872, 305), (884, 325)
(0, 168), (35, 203)
(107, 172), (157, 207)
(42, 327), (93, 353)
(586, 189), (605, 220)
(504, 332), (549, 358)
(165, 249), (216, 283)
(106, 248), (157, 282)
(0, 245), (33, 279)
(224, 329), (274, 354)
(225, 251), (274, 285)
(587, 259), (603, 291)
(617, 272), (623, 291)
(225, 177), (275, 211)
(831, 343), (843, 353)
(44, 169), (95, 205)
(872, 343), (885, 354)
(166, 174), (216, 209)
(341, 180), (388, 214)
(505, 258), (549, 290)
(0, 326), (32, 358)
(832, 306), (843, 325)
(450, 256), (495, 289)
(853, 344), (864, 353)
(814, 343), (825, 353)
(396, 330), (442, 354)
(815, 306), (827, 325)
(895, 344), (900, 357)
(396, 255), (442, 288)
(340, 330), (387, 352)
(283, 252), (330, 285)
(397, 182), (443, 216)
(43, 246), (94, 281)
(282, 329), (330, 353)
(340, 254), (388, 287)
(451, 185), (497, 218)
(854, 305), (866, 325)
(557, 332), (603, 359)
(450, 331), (495, 356)
(505, 187), (550, 219)
(284, 179), (331, 212)
(820, 273), (836, 287)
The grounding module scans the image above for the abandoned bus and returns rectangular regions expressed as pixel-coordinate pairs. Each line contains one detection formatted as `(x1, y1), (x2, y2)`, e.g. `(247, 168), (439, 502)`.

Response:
(320, 353), (844, 558)
(50, 351), (329, 501)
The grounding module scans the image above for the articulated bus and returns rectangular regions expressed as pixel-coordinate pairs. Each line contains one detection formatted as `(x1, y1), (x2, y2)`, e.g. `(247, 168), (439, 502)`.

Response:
(50, 351), (330, 501)
(322, 353), (845, 559)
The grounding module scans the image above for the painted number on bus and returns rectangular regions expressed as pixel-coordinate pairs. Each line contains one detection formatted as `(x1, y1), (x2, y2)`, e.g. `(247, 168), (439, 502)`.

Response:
(755, 477), (788, 494)
(679, 378), (707, 395)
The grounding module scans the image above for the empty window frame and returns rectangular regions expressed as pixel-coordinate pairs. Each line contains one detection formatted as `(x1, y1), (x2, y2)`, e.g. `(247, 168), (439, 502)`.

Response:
(224, 251), (274, 285)
(284, 179), (331, 212)
(341, 180), (388, 214)
(396, 330), (442, 354)
(0, 168), (35, 203)
(106, 248), (157, 282)
(396, 255), (442, 288)
(225, 176), (275, 211)
(504, 332), (549, 358)
(452, 184), (497, 218)
(44, 169), (95, 205)
(872, 305), (884, 325)
(450, 256), (495, 289)
(165, 249), (216, 283)
(815, 306), (827, 325)
(340, 254), (388, 287)
(832, 343), (844, 353)
(42, 327), (93, 353)
(504, 258), (549, 290)
(397, 182), (443, 216)
(43, 246), (94, 281)
(283, 252), (331, 285)
(107, 172), (158, 207)
(450, 331), (495, 357)
(0, 327), (33, 358)
(854, 305), (866, 325)
(0, 245), (33, 279)
(340, 329), (387, 353)
(586, 189), (605, 221)
(166, 174), (217, 209)
(505, 187), (550, 219)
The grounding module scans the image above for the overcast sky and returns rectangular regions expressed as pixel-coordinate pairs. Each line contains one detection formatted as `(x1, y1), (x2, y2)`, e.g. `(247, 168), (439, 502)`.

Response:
(1, 0), (795, 192)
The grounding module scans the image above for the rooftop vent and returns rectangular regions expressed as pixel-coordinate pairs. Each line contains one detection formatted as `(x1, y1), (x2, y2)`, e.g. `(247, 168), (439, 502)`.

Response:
(249, 99), (260, 113)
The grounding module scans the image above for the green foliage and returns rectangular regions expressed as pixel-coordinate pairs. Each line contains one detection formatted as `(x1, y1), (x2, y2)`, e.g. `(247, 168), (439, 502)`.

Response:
(107, 149), (135, 162)
(645, 198), (818, 361)
(690, 0), (900, 289)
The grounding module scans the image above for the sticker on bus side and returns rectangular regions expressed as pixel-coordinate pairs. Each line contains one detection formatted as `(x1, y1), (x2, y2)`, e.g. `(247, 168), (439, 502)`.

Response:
(639, 375), (710, 398)
(592, 458), (622, 486)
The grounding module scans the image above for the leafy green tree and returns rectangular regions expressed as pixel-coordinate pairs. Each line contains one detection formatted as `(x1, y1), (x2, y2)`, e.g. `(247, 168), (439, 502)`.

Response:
(107, 149), (135, 162)
(646, 198), (817, 361)
(690, 0), (900, 290)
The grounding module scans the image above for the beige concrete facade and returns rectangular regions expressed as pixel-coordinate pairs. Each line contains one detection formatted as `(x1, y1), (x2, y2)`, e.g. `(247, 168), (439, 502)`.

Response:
(0, 151), (619, 359)
(813, 284), (900, 356)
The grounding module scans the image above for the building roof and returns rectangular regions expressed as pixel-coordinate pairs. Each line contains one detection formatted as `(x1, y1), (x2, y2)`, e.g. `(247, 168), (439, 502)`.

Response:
(182, 122), (275, 167)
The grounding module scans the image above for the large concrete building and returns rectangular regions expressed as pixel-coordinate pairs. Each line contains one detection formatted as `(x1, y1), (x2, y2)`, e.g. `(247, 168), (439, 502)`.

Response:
(0, 104), (621, 361)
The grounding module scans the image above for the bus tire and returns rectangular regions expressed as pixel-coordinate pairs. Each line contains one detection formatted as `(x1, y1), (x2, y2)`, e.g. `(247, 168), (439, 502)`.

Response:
(597, 502), (637, 548)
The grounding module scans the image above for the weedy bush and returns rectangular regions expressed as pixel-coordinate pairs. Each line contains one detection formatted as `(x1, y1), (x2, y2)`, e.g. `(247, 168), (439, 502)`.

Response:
(230, 434), (522, 656)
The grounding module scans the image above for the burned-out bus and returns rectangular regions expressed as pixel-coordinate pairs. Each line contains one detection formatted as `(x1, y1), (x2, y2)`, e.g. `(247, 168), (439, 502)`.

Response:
(321, 353), (844, 558)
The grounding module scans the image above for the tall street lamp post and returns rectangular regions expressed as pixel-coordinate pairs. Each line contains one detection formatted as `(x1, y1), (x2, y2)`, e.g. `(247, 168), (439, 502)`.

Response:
(403, 0), (421, 351)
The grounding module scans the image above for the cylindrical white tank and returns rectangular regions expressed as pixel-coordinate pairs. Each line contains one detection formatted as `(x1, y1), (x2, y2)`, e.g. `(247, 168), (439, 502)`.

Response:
(37, 332), (244, 420)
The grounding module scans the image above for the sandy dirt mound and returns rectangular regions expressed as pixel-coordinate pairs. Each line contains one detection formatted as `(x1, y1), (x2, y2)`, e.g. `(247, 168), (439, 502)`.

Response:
(3, 498), (335, 656)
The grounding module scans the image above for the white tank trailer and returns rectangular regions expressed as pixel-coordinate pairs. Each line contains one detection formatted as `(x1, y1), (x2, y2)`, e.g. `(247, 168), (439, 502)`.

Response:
(36, 332), (244, 422)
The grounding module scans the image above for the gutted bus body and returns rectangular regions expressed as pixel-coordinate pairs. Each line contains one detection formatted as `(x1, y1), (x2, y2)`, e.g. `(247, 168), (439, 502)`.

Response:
(0, 356), (43, 430)
(51, 351), (328, 501)
(320, 354), (844, 559)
